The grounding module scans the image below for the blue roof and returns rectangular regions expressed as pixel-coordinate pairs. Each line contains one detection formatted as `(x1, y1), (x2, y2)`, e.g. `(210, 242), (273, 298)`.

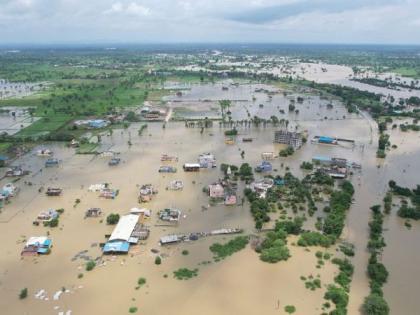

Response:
(313, 156), (332, 162)
(319, 136), (334, 142)
(37, 248), (50, 254)
(103, 241), (130, 253)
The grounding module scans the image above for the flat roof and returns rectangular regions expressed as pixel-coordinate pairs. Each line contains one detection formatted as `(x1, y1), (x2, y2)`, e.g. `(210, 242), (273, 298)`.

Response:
(108, 214), (139, 242)
(184, 163), (201, 168)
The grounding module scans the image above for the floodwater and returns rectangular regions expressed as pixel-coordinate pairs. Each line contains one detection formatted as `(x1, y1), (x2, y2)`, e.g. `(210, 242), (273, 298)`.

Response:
(0, 80), (44, 100)
(0, 107), (40, 135)
(0, 83), (419, 314)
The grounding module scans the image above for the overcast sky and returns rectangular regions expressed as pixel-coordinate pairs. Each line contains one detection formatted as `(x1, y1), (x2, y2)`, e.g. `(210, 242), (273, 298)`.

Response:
(1, 0), (420, 44)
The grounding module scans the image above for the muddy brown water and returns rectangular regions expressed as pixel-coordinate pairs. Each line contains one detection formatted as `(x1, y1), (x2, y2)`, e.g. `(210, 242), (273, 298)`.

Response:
(0, 84), (419, 314)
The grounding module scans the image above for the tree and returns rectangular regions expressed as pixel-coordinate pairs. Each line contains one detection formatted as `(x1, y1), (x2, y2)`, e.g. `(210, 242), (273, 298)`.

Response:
(19, 288), (28, 299)
(86, 260), (96, 271)
(362, 294), (389, 315)
(155, 256), (162, 265)
(106, 213), (120, 225)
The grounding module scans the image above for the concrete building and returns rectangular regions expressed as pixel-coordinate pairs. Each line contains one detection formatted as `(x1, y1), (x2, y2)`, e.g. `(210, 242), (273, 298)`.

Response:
(274, 130), (303, 149)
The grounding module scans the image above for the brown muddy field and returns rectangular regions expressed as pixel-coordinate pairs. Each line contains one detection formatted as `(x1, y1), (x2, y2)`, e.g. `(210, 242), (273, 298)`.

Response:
(0, 83), (419, 315)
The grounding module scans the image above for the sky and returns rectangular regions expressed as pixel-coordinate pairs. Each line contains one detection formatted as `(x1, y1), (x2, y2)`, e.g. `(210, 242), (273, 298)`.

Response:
(1, 0), (420, 45)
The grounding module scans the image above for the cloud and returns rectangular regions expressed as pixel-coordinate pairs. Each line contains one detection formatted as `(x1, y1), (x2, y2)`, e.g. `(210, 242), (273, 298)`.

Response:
(0, 0), (419, 44)
(103, 1), (151, 16)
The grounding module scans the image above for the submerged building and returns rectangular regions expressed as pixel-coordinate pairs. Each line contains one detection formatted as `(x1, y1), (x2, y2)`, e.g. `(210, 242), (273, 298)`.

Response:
(103, 214), (140, 254)
(274, 130), (303, 149)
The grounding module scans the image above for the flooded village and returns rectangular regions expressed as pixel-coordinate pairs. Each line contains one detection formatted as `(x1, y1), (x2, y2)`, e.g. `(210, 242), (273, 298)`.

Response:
(0, 46), (420, 315)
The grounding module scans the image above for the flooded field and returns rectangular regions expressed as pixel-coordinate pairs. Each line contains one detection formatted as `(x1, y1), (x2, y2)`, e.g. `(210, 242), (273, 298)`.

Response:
(0, 82), (419, 314)
(0, 80), (44, 100)
(0, 107), (39, 135)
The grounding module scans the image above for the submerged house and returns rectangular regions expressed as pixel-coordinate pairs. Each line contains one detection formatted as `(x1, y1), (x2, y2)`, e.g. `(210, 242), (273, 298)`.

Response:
(183, 163), (200, 172)
(46, 187), (62, 196)
(37, 209), (58, 222)
(158, 166), (177, 173)
(45, 158), (59, 167)
(85, 207), (102, 218)
(138, 184), (158, 203)
(224, 194), (237, 206)
(2, 183), (19, 197)
(103, 214), (140, 254)
(255, 161), (273, 173)
(249, 178), (274, 198)
(5, 166), (27, 177)
(88, 119), (110, 129)
(198, 153), (216, 168)
(21, 236), (52, 256)
(209, 183), (224, 198)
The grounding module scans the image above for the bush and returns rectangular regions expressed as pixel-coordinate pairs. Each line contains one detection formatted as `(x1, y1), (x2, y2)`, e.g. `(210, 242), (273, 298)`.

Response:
(182, 250), (189, 256)
(297, 232), (334, 247)
(300, 161), (313, 170)
(49, 217), (59, 227)
(86, 260), (96, 271)
(173, 268), (198, 280)
(224, 129), (238, 136)
(279, 146), (294, 157)
(362, 294), (389, 315)
(138, 277), (146, 286)
(106, 213), (120, 225)
(210, 236), (248, 260)
(155, 256), (162, 265)
(368, 262), (388, 286)
(129, 306), (138, 313)
(284, 305), (296, 314)
(19, 288), (28, 299)
(260, 245), (290, 263)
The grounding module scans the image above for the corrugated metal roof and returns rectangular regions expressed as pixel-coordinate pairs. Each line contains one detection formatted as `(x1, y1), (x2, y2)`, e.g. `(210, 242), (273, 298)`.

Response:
(108, 214), (139, 242)
(103, 241), (130, 253)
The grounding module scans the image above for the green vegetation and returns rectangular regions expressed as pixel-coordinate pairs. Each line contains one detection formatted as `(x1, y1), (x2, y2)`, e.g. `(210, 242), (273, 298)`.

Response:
(137, 277), (146, 286)
(300, 161), (313, 170)
(284, 305), (296, 314)
(181, 250), (189, 256)
(155, 256), (162, 265)
(173, 268), (199, 280)
(209, 236), (248, 260)
(279, 146), (294, 157)
(86, 260), (96, 271)
(224, 128), (238, 136)
(363, 294), (390, 315)
(388, 181), (420, 220)
(324, 284), (349, 314)
(106, 213), (120, 225)
(363, 204), (390, 314)
(19, 288), (28, 299)
(129, 306), (138, 313)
